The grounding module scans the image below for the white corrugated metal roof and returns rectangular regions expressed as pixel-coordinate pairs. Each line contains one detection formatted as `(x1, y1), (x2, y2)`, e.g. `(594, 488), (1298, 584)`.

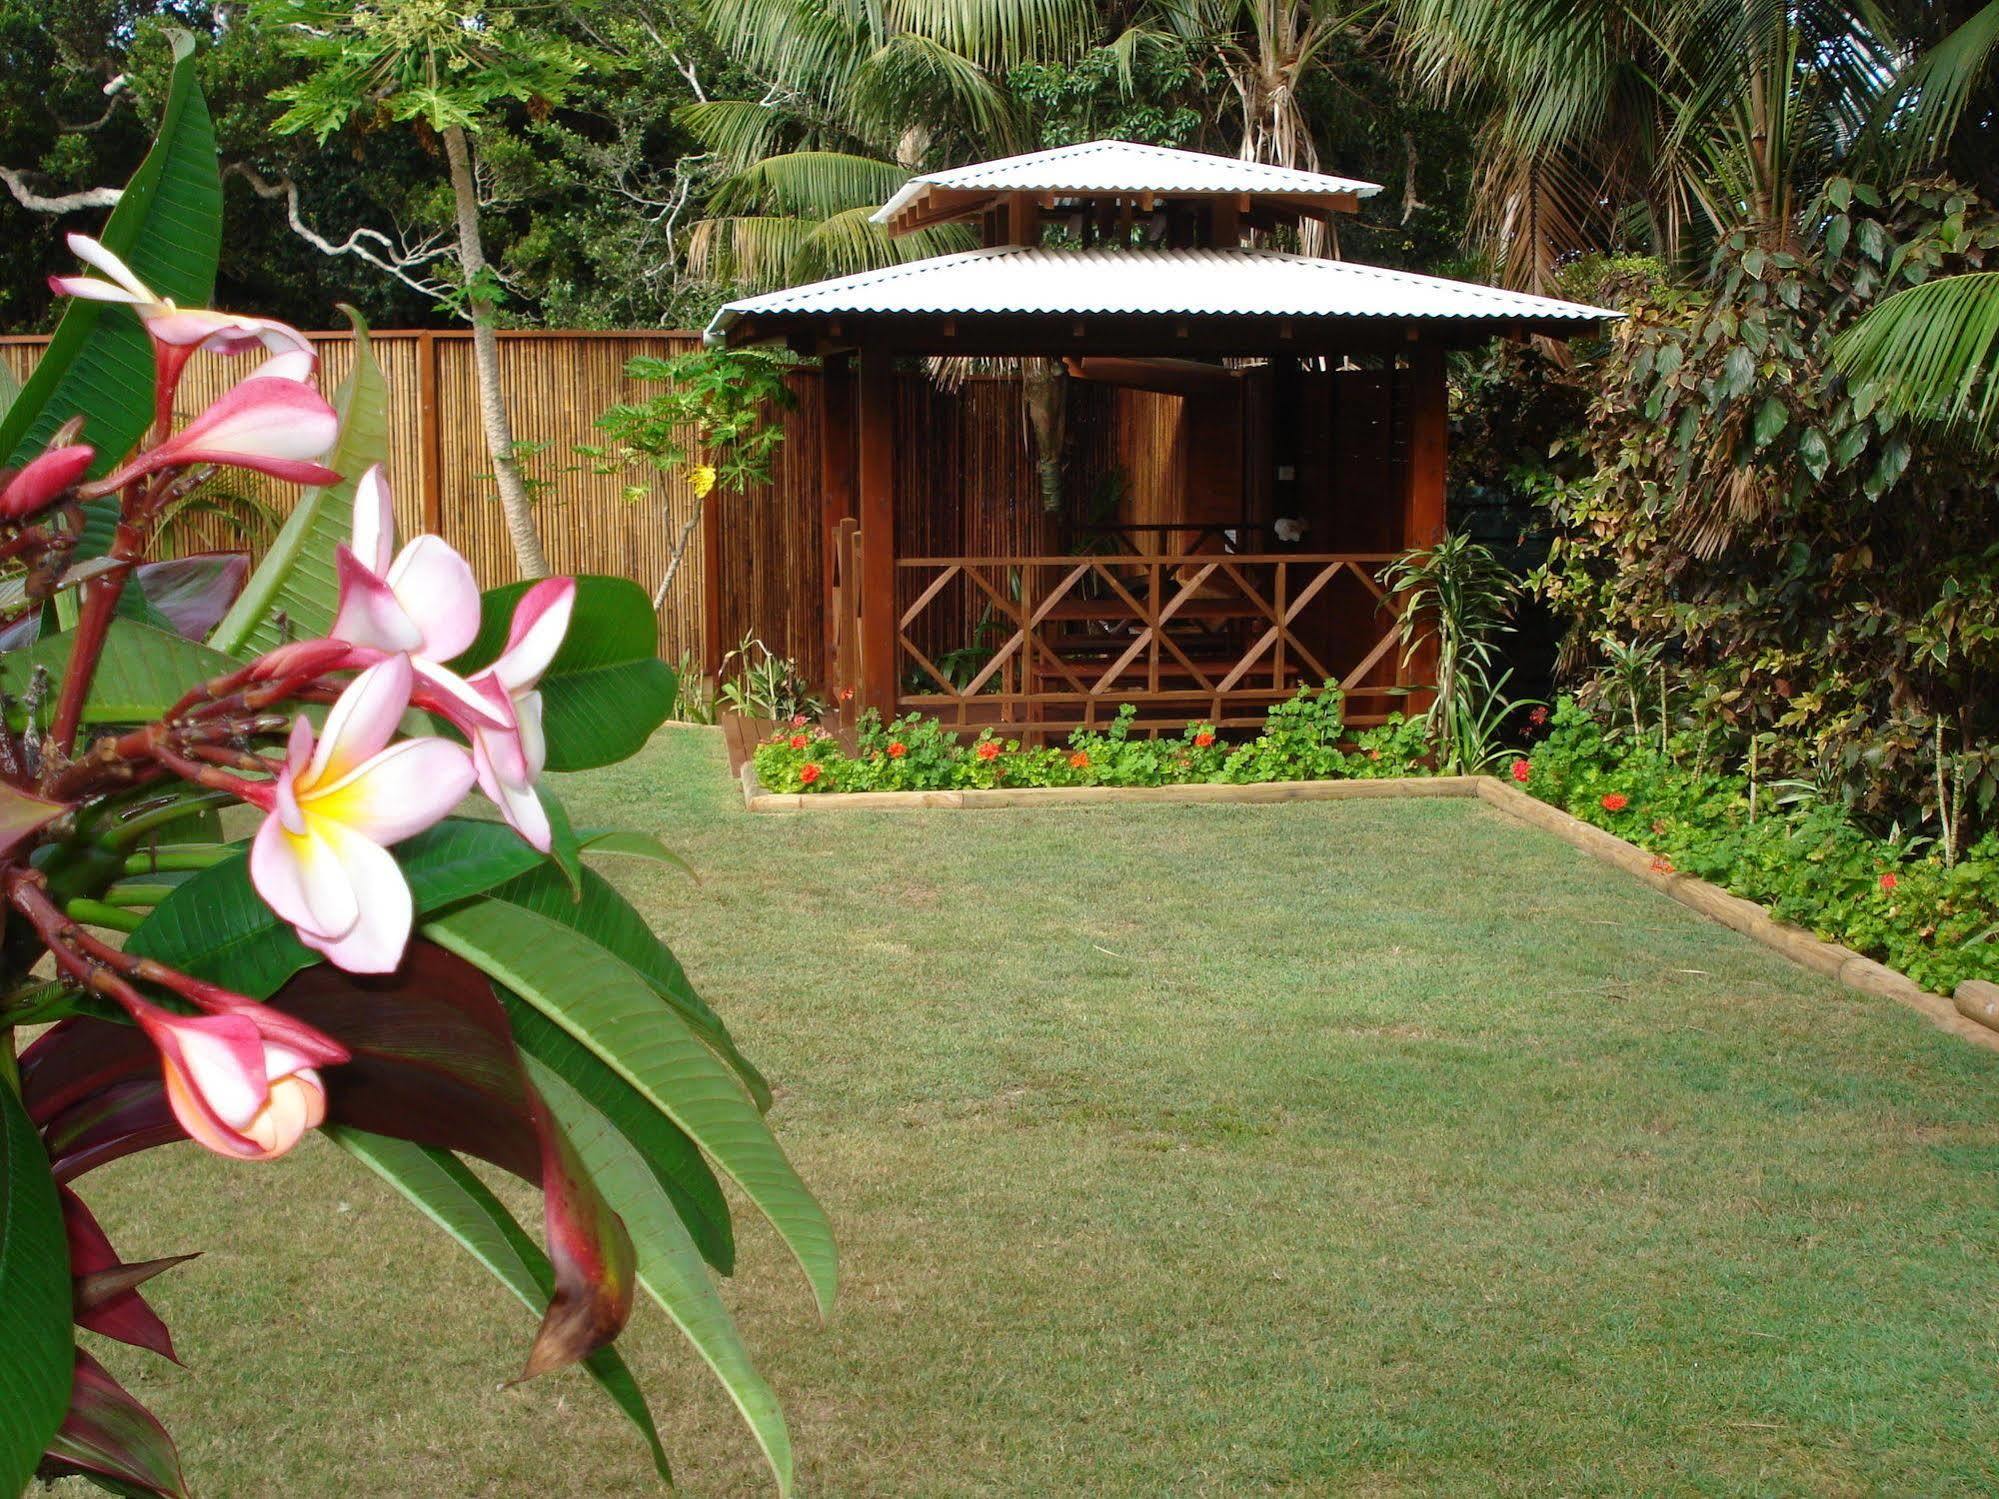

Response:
(872, 140), (1382, 225)
(705, 246), (1617, 341)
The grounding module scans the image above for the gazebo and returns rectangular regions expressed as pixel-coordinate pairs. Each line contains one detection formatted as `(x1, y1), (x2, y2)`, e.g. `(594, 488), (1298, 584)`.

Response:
(705, 140), (1615, 738)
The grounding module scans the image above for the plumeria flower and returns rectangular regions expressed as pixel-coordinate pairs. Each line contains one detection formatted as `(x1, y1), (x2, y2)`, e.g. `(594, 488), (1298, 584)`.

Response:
(51, 233), (315, 429)
(95, 372), (340, 491)
(329, 466), (508, 731)
(51, 233), (314, 360)
(0, 442), (94, 521)
(248, 655), (474, 973)
(129, 995), (347, 1161)
(462, 577), (575, 852)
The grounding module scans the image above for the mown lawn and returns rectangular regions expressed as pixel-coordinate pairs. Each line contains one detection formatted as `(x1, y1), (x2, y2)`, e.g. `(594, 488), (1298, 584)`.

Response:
(73, 727), (1999, 1495)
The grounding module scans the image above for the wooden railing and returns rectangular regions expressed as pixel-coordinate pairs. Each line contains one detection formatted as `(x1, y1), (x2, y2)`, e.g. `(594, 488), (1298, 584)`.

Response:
(892, 551), (1405, 736)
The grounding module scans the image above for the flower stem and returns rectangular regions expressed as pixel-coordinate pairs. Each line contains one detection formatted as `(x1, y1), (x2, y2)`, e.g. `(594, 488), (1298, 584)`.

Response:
(123, 845), (231, 874)
(64, 898), (144, 933)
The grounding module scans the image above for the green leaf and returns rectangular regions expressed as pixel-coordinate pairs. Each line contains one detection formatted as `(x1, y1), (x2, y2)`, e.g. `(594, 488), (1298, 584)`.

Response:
(502, 990), (734, 1273)
(0, 1078), (72, 1495)
(1751, 396), (1787, 448)
(0, 620), (235, 729)
(452, 577), (677, 771)
(529, 1059), (795, 1495)
(127, 817), (550, 996)
(423, 896), (837, 1316)
(210, 308), (390, 658)
(1796, 426), (1831, 480)
(325, 1129), (672, 1485)
(0, 29), (220, 471)
(580, 829), (697, 881)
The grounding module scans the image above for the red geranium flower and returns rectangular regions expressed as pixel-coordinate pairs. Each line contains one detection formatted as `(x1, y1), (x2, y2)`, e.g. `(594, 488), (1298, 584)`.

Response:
(1510, 759), (1531, 782)
(791, 713), (809, 727)
(976, 741), (1000, 761)
(1600, 792), (1629, 812)
(1193, 730), (1215, 748)
(1528, 705), (1550, 726)
(789, 733), (808, 750)
(887, 741), (906, 758)
(1069, 751), (1089, 769)
(1879, 872), (1898, 892)
(1649, 855), (1674, 875)
(799, 762), (821, 785)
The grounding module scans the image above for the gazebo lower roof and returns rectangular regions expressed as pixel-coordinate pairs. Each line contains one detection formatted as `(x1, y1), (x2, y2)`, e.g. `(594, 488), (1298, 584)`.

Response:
(705, 245), (1619, 356)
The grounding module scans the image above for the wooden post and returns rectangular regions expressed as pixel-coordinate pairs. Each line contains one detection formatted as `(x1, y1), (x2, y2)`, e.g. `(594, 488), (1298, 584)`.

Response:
(1401, 341), (1447, 548)
(857, 346), (898, 719)
(1398, 340), (1448, 705)
(819, 352), (856, 698)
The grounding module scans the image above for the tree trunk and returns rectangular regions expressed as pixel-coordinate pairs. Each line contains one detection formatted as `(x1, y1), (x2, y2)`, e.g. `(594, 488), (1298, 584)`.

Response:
(1022, 358), (1066, 514)
(442, 124), (550, 578)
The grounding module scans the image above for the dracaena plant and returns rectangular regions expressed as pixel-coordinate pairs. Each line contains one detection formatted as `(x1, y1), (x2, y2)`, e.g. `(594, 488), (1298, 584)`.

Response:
(0, 44), (829, 1499)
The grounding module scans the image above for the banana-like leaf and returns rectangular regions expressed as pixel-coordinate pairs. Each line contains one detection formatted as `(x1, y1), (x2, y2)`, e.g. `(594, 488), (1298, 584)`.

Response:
(450, 577), (677, 772)
(21, 1021), (181, 1183)
(0, 619), (236, 729)
(424, 896), (837, 1316)
(61, 1187), (192, 1363)
(119, 554), (251, 642)
(0, 1079), (72, 1496)
(210, 308), (390, 657)
(0, 29), (220, 471)
(40, 1348), (188, 1499)
(126, 816), (552, 999)
(530, 1059), (794, 1494)
(325, 1130), (672, 1485)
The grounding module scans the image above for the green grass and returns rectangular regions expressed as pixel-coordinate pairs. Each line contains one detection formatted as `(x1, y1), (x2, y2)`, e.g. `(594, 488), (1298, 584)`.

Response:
(71, 727), (1999, 1495)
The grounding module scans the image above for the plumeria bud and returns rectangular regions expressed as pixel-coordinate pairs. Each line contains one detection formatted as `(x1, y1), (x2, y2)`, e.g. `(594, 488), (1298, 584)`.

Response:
(247, 637), (354, 683)
(247, 655), (475, 973)
(128, 996), (346, 1161)
(94, 374), (340, 492)
(0, 443), (94, 520)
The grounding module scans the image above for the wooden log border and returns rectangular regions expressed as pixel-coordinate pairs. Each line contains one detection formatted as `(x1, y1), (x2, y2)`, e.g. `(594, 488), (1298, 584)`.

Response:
(735, 750), (1999, 1055)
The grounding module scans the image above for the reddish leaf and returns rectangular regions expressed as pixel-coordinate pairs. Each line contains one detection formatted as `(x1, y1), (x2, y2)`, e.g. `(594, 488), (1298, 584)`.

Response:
(134, 552), (249, 640)
(60, 1188), (194, 1363)
(22, 1021), (185, 1182)
(0, 781), (68, 860)
(39, 1348), (188, 1499)
(272, 942), (636, 1380)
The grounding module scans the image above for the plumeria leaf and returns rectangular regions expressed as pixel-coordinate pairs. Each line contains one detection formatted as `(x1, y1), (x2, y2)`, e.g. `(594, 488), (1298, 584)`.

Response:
(210, 308), (390, 658)
(0, 1078), (73, 1496)
(0, 29), (219, 472)
(127, 816), (551, 998)
(450, 577), (678, 772)
(424, 895), (836, 1317)
(502, 989), (734, 1273)
(529, 1058), (794, 1495)
(0, 782), (70, 861)
(38, 1349), (189, 1499)
(270, 942), (637, 1380)
(324, 1130), (671, 1485)
(578, 830), (698, 881)
(543, 783), (585, 900)
(21, 1021), (181, 1183)
(1, 621), (236, 730)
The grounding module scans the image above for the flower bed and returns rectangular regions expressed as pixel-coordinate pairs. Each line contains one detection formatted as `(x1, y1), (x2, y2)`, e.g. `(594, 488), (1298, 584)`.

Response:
(754, 687), (1998, 995)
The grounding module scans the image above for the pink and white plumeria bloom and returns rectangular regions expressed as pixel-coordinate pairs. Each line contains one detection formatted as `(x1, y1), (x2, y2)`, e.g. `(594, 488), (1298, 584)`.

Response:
(51, 233), (315, 362)
(95, 372), (341, 491)
(329, 466), (572, 850)
(131, 997), (347, 1161)
(248, 655), (475, 973)
(463, 578), (575, 852)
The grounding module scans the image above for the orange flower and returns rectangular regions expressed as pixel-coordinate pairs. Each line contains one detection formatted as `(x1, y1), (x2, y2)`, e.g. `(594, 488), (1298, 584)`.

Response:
(799, 763), (821, 786)
(887, 741), (907, 758)
(789, 733), (808, 750)
(1600, 792), (1629, 812)
(976, 741), (1000, 761)
(1649, 855), (1674, 875)
(1193, 729), (1215, 748)
(1069, 751), (1089, 769)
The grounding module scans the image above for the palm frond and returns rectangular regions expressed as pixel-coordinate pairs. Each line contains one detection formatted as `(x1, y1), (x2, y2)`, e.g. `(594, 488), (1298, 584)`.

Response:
(885, 0), (1100, 70)
(1868, 0), (1999, 174)
(848, 31), (1026, 151)
(793, 207), (978, 281)
(684, 214), (820, 290)
(675, 100), (797, 172)
(1830, 271), (1999, 438)
(709, 150), (912, 218)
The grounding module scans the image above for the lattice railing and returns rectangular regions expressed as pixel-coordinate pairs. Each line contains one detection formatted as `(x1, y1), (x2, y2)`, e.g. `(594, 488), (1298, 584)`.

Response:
(892, 552), (1404, 735)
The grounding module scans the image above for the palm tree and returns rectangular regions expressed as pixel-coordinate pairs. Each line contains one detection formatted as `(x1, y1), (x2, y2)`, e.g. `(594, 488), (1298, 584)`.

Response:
(1831, 2), (1999, 437)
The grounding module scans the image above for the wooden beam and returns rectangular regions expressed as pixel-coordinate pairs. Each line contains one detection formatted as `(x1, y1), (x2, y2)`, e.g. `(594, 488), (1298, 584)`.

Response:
(1400, 341), (1447, 548)
(819, 352), (856, 694)
(857, 346), (899, 718)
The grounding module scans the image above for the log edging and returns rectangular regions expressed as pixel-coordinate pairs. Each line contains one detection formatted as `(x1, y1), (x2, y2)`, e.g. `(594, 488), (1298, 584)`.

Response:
(736, 755), (1997, 1055)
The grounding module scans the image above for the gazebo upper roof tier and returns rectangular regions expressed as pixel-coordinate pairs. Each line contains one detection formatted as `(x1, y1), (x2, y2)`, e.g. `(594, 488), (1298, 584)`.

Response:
(871, 140), (1383, 236)
(704, 245), (1619, 355)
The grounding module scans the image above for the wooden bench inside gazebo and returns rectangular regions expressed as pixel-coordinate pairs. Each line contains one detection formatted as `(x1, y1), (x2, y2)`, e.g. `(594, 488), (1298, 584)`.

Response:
(705, 140), (1614, 739)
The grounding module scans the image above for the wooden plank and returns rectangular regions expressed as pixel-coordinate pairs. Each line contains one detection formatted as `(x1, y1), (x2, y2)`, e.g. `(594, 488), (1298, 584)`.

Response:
(819, 352), (855, 689)
(857, 347), (899, 717)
